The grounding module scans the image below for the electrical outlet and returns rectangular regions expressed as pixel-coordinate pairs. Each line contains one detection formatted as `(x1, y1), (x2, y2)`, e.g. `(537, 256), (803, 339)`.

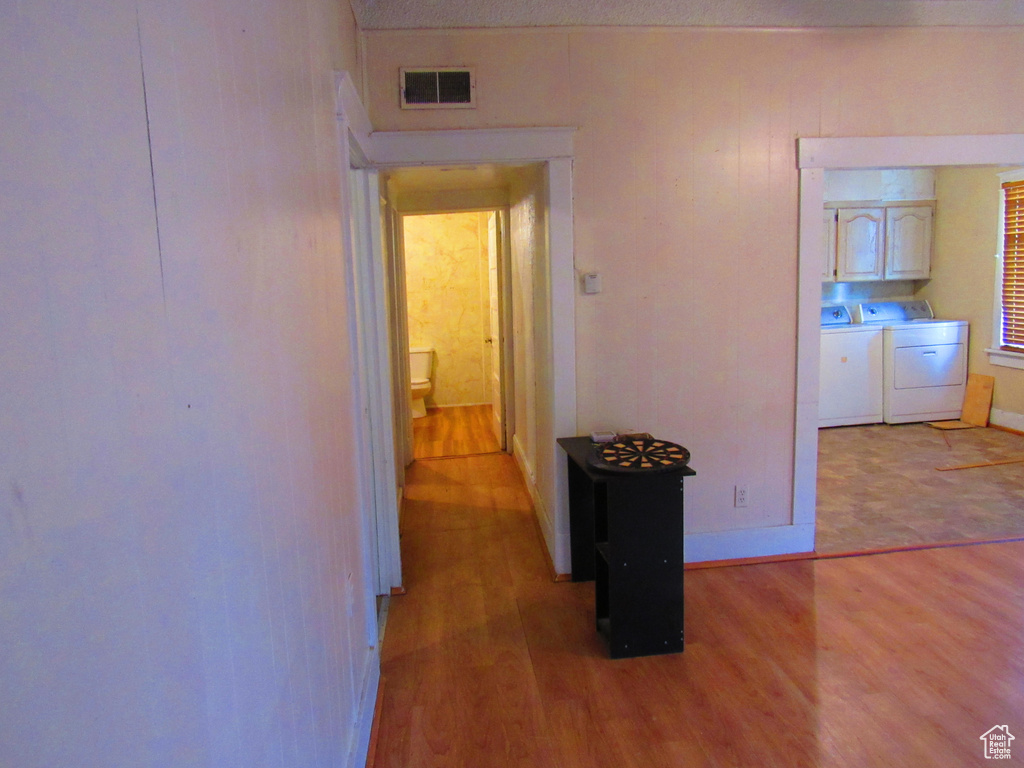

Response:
(734, 485), (748, 508)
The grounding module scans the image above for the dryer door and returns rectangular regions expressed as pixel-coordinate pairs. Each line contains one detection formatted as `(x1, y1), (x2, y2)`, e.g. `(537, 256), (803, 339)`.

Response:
(893, 343), (966, 389)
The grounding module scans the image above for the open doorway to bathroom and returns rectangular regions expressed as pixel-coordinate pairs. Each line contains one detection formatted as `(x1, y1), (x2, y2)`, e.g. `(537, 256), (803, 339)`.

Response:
(400, 209), (510, 460)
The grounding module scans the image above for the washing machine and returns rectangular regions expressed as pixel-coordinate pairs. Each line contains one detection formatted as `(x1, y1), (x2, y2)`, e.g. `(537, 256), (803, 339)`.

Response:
(856, 301), (969, 424)
(819, 305), (883, 427)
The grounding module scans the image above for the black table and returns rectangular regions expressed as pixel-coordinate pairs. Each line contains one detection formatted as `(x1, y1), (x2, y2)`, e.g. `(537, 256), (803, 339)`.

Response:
(557, 436), (695, 659)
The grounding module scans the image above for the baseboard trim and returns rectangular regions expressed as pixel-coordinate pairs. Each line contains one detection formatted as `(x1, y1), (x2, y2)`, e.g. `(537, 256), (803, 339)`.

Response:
(510, 437), (571, 580)
(684, 523), (815, 564)
(363, 675), (386, 768)
(348, 649), (381, 768)
(685, 535), (1024, 570)
(815, 535), (1024, 560)
(990, 408), (1024, 434)
(527, 501), (563, 582)
(413, 450), (503, 461)
(685, 551), (817, 570)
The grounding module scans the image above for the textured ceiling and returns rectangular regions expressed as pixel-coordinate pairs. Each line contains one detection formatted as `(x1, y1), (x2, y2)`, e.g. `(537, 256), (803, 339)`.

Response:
(352, 0), (1024, 29)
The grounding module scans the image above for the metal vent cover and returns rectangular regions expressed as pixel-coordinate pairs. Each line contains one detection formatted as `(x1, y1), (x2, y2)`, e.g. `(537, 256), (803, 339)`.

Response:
(400, 68), (476, 109)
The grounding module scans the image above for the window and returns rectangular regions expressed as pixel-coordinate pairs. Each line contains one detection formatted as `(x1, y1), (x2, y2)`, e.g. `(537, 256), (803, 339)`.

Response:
(990, 169), (1024, 370)
(1001, 175), (1024, 351)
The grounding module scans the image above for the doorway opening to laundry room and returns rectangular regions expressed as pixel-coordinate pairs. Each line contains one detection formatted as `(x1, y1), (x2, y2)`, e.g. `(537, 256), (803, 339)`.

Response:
(803, 142), (1024, 559)
(399, 208), (510, 460)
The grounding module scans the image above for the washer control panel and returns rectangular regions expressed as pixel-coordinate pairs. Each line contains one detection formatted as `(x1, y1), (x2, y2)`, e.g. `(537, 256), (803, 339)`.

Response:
(821, 305), (853, 327)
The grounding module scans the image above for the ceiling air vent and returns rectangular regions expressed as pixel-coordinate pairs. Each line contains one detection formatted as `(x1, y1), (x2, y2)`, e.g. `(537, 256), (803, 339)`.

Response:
(400, 68), (476, 110)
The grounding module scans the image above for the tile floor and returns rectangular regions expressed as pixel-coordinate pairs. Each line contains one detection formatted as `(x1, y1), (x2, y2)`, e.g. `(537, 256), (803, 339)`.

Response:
(816, 423), (1024, 554)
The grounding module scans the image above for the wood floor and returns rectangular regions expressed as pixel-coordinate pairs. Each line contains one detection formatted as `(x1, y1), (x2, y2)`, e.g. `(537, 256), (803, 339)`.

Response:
(817, 423), (1024, 554)
(373, 452), (1024, 767)
(413, 405), (502, 459)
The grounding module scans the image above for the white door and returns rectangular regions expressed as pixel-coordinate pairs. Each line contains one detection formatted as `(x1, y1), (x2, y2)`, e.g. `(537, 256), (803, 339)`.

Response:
(487, 212), (504, 447)
(347, 168), (402, 595)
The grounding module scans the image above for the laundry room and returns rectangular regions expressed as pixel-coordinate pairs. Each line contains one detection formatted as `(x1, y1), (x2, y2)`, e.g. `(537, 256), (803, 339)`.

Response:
(817, 166), (1024, 554)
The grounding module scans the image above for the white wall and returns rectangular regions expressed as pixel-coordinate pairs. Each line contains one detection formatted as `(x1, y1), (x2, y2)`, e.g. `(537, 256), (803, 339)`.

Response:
(508, 167), (549, 484)
(0, 1), (375, 766)
(365, 26), (1024, 559)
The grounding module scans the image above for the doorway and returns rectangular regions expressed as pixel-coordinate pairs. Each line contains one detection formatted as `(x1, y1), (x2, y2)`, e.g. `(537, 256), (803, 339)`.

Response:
(400, 209), (511, 460)
(796, 134), (1024, 557)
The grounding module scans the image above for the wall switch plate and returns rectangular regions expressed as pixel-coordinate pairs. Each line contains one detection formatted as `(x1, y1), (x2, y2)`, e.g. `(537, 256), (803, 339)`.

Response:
(583, 272), (602, 294)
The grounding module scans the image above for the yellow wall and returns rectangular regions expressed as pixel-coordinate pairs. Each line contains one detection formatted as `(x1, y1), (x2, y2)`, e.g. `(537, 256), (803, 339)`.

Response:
(404, 212), (491, 406)
(366, 26), (1024, 532)
(921, 167), (1024, 415)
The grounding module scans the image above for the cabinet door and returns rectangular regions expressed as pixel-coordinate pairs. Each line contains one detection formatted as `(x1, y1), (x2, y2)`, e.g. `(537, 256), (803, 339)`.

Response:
(822, 208), (837, 281)
(885, 205), (932, 279)
(837, 208), (885, 281)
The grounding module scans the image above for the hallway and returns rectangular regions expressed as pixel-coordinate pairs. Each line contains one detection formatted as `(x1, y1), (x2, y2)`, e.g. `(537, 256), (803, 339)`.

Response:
(371, 452), (1024, 767)
(412, 405), (502, 459)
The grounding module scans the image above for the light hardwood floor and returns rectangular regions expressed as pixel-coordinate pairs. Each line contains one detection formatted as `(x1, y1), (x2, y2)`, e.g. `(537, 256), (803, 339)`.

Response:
(817, 423), (1024, 554)
(373, 452), (1024, 767)
(413, 404), (502, 459)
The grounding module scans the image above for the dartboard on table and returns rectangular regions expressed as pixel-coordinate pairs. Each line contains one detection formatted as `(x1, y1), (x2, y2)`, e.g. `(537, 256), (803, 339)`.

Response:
(588, 438), (690, 474)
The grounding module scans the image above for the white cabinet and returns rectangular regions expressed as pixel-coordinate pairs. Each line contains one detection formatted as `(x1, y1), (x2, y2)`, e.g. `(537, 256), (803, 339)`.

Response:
(823, 203), (933, 282)
(836, 208), (885, 281)
(885, 206), (932, 279)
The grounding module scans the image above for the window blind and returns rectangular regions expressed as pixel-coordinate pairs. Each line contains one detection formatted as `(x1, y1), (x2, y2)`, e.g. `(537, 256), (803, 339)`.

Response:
(1002, 179), (1024, 351)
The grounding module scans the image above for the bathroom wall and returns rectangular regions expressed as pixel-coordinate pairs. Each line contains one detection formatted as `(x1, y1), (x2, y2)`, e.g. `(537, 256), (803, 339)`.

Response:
(403, 212), (492, 407)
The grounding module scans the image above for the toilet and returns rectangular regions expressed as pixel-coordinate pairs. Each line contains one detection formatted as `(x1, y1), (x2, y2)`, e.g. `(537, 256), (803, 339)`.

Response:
(409, 347), (434, 419)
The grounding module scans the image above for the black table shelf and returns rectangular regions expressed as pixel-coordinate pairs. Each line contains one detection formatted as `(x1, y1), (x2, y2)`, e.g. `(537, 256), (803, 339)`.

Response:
(558, 436), (695, 659)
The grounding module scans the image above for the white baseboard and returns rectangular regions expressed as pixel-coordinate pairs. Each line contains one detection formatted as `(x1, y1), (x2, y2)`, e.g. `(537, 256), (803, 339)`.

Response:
(990, 408), (1024, 433)
(511, 434), (536, 484)
(347, 648), (381, 768)
(684, 523), (816, 564)
(512, 436), (561, 569)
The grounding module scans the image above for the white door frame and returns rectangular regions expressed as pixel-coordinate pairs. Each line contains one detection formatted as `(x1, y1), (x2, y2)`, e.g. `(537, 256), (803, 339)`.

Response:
(372, 135), (578, 574)
(336, 74), (403, 595)
(393, 204), (514, 453)
(337, 72), (578, 575)
(350, 167), (403, 595)
(496, 207), (515, 451)
(794, 134), (1024, 539)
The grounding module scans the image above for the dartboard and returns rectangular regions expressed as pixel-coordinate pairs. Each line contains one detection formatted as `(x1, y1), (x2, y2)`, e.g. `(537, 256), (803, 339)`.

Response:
(589, 438), (690, 473)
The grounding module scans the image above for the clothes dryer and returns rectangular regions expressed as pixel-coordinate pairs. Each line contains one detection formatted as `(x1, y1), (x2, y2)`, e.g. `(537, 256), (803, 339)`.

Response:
(856, 301), (969, 424)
